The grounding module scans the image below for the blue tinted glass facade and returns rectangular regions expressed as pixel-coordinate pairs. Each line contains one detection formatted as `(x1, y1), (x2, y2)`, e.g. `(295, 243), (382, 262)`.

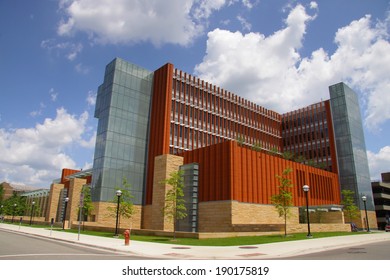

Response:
(91, 58), (153, 203)
(329, 82), (374, 210)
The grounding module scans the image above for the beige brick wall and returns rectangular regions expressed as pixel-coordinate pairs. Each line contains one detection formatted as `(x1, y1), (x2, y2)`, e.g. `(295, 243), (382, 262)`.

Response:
(146, 154), (183, 231)
(91, 201), (142, 229)
(344, 210), (378, 229)
(309, 211), (345, 224)
(231, 201), (299, 225)
(46, 183), (64, 222)
(287, 223), (350, 233)
(199, 200), (350, 233)
(198, 201), (234, 232)
(66, 178), (87, 227)
(360, 210), (378, 230)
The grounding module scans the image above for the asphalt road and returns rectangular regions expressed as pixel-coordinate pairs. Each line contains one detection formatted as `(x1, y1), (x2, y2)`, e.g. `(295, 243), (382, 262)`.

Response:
(0, 229), (154, 260)
(283, 240), (390, 260)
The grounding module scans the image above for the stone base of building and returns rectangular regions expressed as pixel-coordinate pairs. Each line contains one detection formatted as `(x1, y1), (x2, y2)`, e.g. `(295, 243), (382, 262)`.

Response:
(344, 210), (378, 231)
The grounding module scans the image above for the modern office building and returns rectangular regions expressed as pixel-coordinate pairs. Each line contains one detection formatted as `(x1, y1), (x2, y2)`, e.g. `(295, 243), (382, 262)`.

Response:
(282, 83), (375, 213)
(81, 58), (376, 232)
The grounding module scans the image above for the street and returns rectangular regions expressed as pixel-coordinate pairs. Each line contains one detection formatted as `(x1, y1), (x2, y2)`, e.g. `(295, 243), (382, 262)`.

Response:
(283, 240), (390, 260)
(1, 227), (390, 260)
(0, 229), (155, 260)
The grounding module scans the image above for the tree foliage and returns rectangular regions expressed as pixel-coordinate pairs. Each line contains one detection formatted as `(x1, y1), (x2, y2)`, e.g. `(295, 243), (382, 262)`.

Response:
(1, 192), (26, 216)
(76, 185), (94, 224)
(341, 189), (360, 222)
(81, 185), (94, 221)
(0, 184), (4, 203)
(107, 177), (135, 228)
(252, 142), (262, 152)
(271, 167), (294, 237)
(161, 170), (187, 239)
(236, 134), (245, 147)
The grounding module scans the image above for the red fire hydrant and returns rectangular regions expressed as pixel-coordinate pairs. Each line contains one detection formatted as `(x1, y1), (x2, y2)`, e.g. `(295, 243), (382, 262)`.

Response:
(124, 229), (130, 246)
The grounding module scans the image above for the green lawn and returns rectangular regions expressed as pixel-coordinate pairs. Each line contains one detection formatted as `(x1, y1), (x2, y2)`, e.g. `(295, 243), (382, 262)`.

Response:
(60, 228), (368, 246)
(6, 221), (370, 246)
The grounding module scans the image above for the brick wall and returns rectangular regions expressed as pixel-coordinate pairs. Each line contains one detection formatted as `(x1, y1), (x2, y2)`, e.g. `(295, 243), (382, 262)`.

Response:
(198, 200), (349, 233)
(231, 201), (299, 225)
(46, 183), (64, 222)
(309, 211), (345, 224)
(198, 201), (233, 232)
(146, 154), (183, 230)
(91, 201), (142, 229)
(66, 178), (87, 226)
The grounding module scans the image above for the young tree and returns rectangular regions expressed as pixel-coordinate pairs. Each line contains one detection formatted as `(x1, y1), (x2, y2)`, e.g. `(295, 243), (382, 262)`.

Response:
(294, 155), (306, 163)
(268, 146), (280, 157)
(81, 185), (94, 220)
(161, 170), (187, 240)
(282, 151), (295, 161)
(341, 189), (360, 223)
(3, 192), (26, 216)
(252, 142), (262, 152)
(79, 185), (94, 229)
(107, 178), (135, 230)
(271, 167), (294, 237)
(0, 184), (4, 203)
(236, 134), (245, 147)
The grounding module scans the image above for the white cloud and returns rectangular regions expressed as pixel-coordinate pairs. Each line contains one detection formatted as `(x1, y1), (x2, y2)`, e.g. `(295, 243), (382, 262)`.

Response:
(194, 4), (390, 132)
(75, 63), (90, 74)
(58, 0), (203, 46)
(367, 147), (390, 181)
(242, 0), (256, 9)
(41, 39), (83, 61)
(50, 88), (59, 101)
(0, 108), (93, 187)
(195, 4), (316, 111)
(309, 1), (318, 10)
(30, 102), (46, 117)
(86, 90), (97, 106)
(192, 0), (228, 20)
(237, 15), (252, 31)
(57, 0), (256, 47)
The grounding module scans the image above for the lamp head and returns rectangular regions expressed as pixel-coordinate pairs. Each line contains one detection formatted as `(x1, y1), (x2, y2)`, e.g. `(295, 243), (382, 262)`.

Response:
(116, 190), (122, 197)
(303, 185), (310, 192)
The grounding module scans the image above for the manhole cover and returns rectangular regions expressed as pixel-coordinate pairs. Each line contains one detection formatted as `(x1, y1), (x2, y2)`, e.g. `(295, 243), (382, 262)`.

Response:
(238, 253), (266, 257)
(348, 248), (366, 254)
(172, 246), (191, 249)
(239, 246), (259, 249)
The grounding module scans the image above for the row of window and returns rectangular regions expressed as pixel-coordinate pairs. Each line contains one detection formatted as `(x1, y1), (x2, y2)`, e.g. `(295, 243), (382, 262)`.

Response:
(173, 72), (279, 119)
(171, 100), (280, 136)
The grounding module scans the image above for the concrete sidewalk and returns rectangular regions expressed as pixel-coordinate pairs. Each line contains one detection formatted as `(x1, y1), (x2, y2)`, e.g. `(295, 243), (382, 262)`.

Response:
(1, 222), (390, 259)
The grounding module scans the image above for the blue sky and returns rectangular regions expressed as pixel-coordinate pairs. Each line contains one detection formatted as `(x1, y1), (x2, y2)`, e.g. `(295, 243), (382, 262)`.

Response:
(0, 0), (389, 188)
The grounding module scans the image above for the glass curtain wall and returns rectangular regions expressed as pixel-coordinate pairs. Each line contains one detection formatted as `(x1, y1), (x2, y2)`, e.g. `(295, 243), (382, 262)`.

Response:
(329, 82), (374, 210)
(91, 58), (154, 204)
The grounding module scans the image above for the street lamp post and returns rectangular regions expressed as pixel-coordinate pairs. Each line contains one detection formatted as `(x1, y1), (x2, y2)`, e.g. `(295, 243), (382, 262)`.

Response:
(114, 190), (122, 237)
(62, 197), (69, 230)
(303, 185), (312, 238)
(362, 195), (370, 232)
(12, 204), (17, 223)
(29, 201), (36, 225)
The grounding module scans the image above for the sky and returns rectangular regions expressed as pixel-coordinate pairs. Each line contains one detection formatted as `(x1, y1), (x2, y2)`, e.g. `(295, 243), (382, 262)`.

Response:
(0, 0), (389, 188)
